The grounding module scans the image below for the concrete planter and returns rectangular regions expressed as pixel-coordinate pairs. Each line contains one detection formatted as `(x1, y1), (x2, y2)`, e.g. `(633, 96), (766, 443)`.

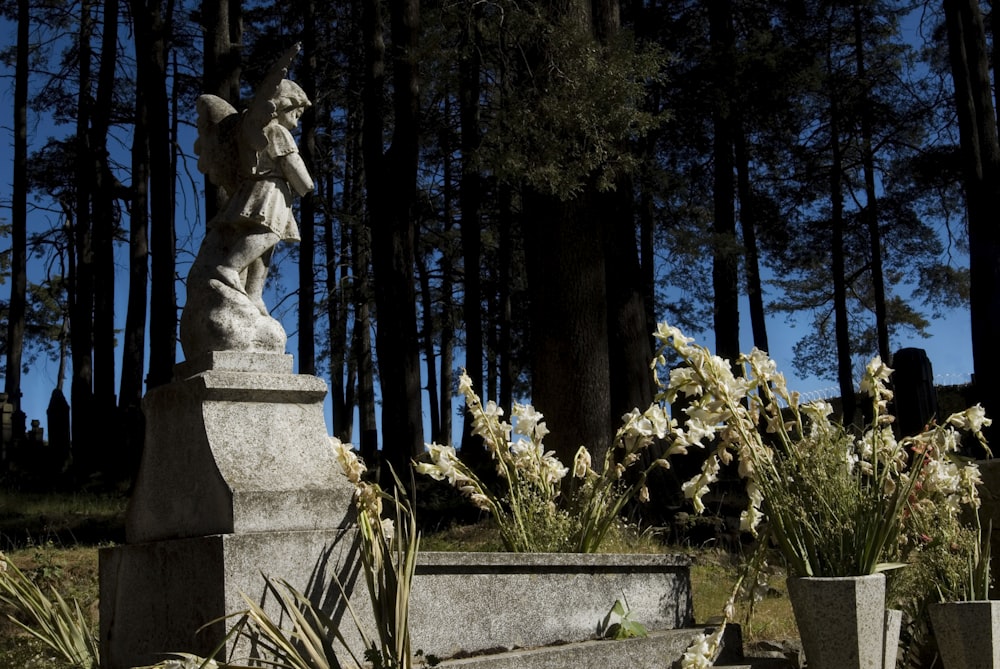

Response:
(409, 551), (694, 659)
(929, 600), (1000, 669)
(786, 573), (887, 669)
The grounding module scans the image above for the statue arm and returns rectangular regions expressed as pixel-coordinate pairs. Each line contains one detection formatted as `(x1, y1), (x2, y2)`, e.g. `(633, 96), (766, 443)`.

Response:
(281, 152), (314, 197)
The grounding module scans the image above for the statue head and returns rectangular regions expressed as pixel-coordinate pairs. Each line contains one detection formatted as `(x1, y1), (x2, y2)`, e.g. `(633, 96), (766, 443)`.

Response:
(274, 79), (311, 114)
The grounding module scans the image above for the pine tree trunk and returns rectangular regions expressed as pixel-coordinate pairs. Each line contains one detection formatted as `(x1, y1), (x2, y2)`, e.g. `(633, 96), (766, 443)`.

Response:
(943, 0), (1000, 447)
(5, 0), (29, 439)
(709, 0), (740, 368)
(71, 0), (96, 472)
(297, 5), (318, 375)
(362, 0), (423, 482)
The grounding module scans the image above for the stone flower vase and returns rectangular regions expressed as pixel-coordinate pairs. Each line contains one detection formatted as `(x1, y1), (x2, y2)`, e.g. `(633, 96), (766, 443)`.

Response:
(786, 573), (890, 669)
(929, 600), (1000, 669)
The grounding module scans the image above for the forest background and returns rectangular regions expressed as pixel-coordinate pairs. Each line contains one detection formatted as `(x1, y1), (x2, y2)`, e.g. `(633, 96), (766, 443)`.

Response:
(0, 0), (997, 489)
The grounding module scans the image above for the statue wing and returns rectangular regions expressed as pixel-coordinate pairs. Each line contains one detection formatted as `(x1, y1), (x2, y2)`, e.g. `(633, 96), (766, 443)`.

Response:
(194, 94), (241, 197)
(242, 43), (302, 154)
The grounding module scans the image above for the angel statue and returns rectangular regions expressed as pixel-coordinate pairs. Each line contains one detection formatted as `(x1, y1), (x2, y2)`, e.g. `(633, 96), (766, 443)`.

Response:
(180, 44), (314, 360)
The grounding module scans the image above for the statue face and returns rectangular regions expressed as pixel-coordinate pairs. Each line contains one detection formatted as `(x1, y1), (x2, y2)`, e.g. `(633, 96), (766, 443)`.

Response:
(278, 106), (304, 130)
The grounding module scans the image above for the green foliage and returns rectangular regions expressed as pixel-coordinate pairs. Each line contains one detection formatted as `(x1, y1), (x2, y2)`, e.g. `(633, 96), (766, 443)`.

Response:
(0, 552), (99, 669)
(481, 5), (668, 199)
(599, 597), (648, 640)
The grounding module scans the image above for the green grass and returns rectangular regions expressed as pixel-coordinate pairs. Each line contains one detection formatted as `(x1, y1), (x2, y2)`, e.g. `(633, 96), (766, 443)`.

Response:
(0, 489), (122, 668)
(0, 490), (127, 551)
(686, 550), (798, 642)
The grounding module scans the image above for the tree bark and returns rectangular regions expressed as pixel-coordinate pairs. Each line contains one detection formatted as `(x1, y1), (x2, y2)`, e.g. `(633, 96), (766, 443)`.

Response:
(298, 5), (318, 375)
(92, 0), (120, 473)
(853, 1), (890, 364)
(362, 0), (424, 482)
(709, 0), (740, 368)
(458, 5), (487, 461)
(71, 0), (96, 472)
(5, 0), (29, 442)
(735, 126), (769, 353)
(138, 0), (176, 390)
(523, 187), (613, 465)
(943, 0), (1000, 447)
(200, 0), (242, 220)
(830, 89), (857, 424)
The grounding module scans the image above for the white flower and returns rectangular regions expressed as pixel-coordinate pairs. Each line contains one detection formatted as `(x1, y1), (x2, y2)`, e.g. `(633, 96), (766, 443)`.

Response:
(380, 517), (396, 541)
(573, 447), (592, 478)
(739, 481), (764, 534)
(860, 356), (893, 397)
(331, 437), (366, 484)
(513, 403), (549, 440)
(680, 623), (725, 669)
(682, 455), (720, 514)
(948, 404), (993, 436)
(669, 367), (703, 397)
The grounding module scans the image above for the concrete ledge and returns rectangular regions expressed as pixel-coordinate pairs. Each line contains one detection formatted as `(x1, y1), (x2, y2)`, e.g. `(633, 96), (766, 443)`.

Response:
(435, 629), (705, 669)
(410, 551), (693, 659)
(101, 538), (694, 669)
(174, 351), (294, 378)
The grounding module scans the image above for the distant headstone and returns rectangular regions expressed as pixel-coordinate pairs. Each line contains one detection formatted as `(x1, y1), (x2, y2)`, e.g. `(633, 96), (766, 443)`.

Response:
(46, 388), (71, 471)
(891, 347), (939, 437)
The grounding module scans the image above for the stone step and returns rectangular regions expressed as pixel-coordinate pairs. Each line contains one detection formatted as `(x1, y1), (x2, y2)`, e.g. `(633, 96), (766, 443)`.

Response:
(432, 626), (798, 669)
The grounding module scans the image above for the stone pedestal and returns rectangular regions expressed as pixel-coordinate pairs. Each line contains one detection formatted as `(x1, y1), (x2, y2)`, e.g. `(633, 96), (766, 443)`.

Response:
(99, 353), (357, 669)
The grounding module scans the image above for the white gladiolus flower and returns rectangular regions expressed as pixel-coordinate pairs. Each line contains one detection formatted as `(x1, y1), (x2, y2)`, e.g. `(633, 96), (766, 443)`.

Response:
(331, 437), (366, 484)
(948, 404), (993, 436)
(680, 623), (725, 669)
(573, 447), (592, 478)
(513, 403), (549, 440)
(380, 518), (395, 541)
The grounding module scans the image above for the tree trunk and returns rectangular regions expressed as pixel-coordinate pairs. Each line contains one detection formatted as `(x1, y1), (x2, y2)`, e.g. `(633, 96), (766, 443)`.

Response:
(298, 5), (318, 375)
(71, 0), (96, 473)
(604, 184), (654, 427)
(854, 2), (890, 364)
(353, 218), (378, 465)
(735, 126), (769, 354)
(709, 0), (740, 368)
(830, 91), (856, 424)
(120, 83), (150, 479)
(416, 227), (440, 441)
(362, 0), (423, 482)
(200, 0), (242, 220)
(458, 6), (487, 461)
(523, 188), (612, 465)
(5, 0), (29, 448)
(140, 0), (176, 389)
(943, 0), (1000, 447)
(92, 0), (120, 476)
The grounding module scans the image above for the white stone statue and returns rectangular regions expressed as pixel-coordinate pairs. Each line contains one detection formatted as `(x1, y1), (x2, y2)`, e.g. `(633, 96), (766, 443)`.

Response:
(180, 43), (313, 360)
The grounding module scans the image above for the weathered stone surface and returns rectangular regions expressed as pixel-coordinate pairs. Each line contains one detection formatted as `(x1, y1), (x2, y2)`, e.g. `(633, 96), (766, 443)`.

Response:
(100, 541), (694, 669)
(786, 574), (885, 669)
(125, 358), (354, 544)
(929, 600), (1000, 669)
(410, 552), (693, 659)
(100, 529), (361, 669)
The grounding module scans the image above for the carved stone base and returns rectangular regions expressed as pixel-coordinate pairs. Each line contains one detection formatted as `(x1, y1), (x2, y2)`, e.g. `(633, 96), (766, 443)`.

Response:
(99, 529), (363, 669)
(125, 353), (354, 544)
(100, 353), (359, 668)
